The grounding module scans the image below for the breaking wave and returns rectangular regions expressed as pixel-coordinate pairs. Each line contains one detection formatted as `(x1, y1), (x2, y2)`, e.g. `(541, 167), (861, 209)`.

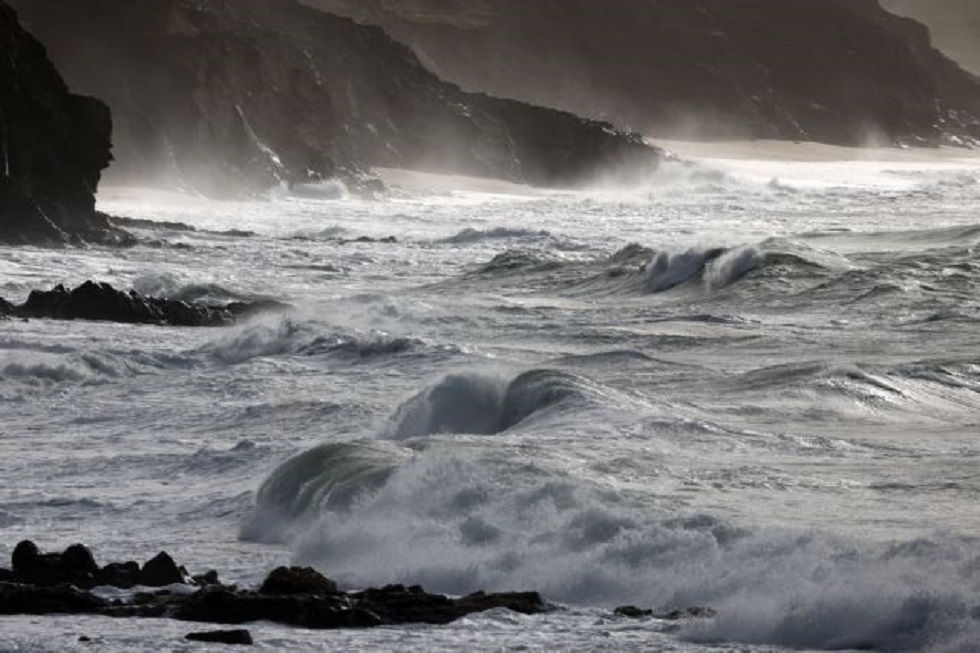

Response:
(440, 227), (560, 245)
(197, 316), (444, 366)
(381, 369), (598, 440)
(245, 439), (980, 652)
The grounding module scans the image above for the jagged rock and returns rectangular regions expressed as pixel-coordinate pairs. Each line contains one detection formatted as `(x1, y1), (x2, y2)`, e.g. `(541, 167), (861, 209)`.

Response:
(658, 606), (717, 620)
(4, 281), (289, 326)
(95, 561), (140, 589)
(185, 629), (254, 645)
(0, 582), (108, 615)
(10, 540), (98, 589)
(11, 0), (660, 196)
(259, 567), (338, 596)
(353, 585), (547, 625)
(0, 541), (552, 630)
(139, 552), (185, 587)
(310, 0), (980, 146)
(0, 2), (132, 245)
(192, 570), (221, 587)
(172, 586), (383, 629)
(614, 605), (654, 618)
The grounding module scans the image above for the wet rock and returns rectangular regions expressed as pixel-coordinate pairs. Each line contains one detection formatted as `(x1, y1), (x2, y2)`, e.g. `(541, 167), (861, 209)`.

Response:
(259, 566), (338, 596)
(192, 570), (221, 587)
(0, 540), (549, 631)
(10, 540), (97, 589)
(614, 605), (654, 618)
(657, 606), (717, 620)
(139, 552), (185, 587)
(172, 586), (381, 629)
(354, 585), (547, 625)
(0, 581), (108, 615)
(185, 629), (254, 645)
(95, 561), (140, 589)
(9, 281), (289, 326)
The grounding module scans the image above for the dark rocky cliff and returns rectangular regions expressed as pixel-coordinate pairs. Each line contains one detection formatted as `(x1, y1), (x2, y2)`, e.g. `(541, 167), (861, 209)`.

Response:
(882, 0), (980, 76)
(308, 0), (980, 146)
(0, 2), (128, 245)
(11, 0), (659, 196)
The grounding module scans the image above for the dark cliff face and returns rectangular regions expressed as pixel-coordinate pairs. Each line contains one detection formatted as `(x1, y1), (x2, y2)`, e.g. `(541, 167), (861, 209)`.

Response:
(11, 0), (658, 196)
(0, 2), (125, 245)
(308, 0), (980, 146)
(882, 0), (980, 76)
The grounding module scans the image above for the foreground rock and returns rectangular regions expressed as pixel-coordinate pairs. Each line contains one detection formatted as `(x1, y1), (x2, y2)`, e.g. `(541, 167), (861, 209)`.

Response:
(12, 0), (660, 197)
(185, 630), (254, 645)
(0, 2), (132, 246)
(310, 0), (980, 146)
(0, 281), (288, 326)
(0, 541), (551, 630)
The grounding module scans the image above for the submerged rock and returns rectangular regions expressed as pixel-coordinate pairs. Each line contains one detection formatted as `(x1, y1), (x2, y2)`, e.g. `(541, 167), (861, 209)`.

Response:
(3, 281), (289, 326)
(185, 629), (254, 645)
(0, 2), (132, 246)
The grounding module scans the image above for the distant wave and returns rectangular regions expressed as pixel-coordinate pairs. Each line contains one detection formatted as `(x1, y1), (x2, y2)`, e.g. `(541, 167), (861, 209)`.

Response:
(440, 227), (558, 245)
(198, 317), (445, 366)
(474, 249), (564, 275)
(133, 272), (248, 305)
(382, 369), (597, 439)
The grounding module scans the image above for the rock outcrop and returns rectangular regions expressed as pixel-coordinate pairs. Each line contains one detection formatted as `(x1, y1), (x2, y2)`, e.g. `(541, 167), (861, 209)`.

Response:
(1, 281), (288, 326)
(11, 0), (660, 196)
(0, 2), (131, 245)
(0, 541), (550, 630)
(307, 0), (980, 146)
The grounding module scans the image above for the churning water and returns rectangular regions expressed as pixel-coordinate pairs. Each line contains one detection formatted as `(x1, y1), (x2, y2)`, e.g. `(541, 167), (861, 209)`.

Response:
(1, 148), (980, 651)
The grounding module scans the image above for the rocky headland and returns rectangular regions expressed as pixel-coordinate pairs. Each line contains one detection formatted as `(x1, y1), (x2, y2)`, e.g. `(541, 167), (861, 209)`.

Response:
(11, 0), (660, 197)
(0, 2), (132, 246)
(308, 0), (980, 146)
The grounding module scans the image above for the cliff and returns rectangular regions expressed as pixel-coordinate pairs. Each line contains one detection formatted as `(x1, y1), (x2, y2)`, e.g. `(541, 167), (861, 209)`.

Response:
(11, 0), (659, 196)
(881, 0), (980, 76)
(0, 2), (128, 245)
(306, 0), (980, 146)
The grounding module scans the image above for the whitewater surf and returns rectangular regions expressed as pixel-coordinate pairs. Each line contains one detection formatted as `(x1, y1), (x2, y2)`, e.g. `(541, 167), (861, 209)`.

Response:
(1, 148), (979, 651)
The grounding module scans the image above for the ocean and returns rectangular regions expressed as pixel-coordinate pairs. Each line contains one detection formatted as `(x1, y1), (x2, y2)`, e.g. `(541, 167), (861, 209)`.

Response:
(1, 144), (979, 651)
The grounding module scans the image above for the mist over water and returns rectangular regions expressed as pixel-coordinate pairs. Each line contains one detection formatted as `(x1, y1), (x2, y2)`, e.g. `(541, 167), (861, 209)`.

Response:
(2, 147), (980, 650)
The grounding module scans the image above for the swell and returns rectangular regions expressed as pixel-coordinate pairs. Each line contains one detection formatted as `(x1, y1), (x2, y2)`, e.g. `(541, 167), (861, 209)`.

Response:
(244, 435), (980, 652)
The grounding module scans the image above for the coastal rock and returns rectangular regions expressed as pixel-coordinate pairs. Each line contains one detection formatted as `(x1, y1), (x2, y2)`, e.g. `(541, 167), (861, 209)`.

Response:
(0, 2), (132, 245)
(352, 585), (548, 625)
(0, 581), (108, 615)
(139, 552), (185, 588)
(185, 629), (254, 645)
(172, 586), (383, 629)
(95, 561), (140, 590)
(5, 281), (288, 326)
(11, 0), (659, 196)
(614, 605), (654, 618)
(10, 540), (98, 589)
(0, 541), (553, 630)
(259, 566), (339, 596)
(309, 0), (980, 146)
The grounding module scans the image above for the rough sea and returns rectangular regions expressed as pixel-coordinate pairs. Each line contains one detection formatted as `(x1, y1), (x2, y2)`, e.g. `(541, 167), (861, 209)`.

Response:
(1, 146), (979, 651)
